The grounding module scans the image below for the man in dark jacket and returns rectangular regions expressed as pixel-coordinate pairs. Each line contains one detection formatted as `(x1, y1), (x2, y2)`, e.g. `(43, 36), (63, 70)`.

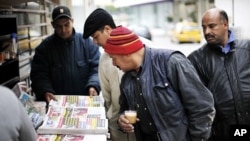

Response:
(188, 8), (250, 141)
(105, 26), (215, 141)
(30, 6), (100, 103)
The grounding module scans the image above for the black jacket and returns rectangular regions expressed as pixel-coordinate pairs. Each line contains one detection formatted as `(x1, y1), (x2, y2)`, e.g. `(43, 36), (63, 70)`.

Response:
(31, 30), (100, 101)
(188, 39), (250, 140)
(120, 47), (215, 141)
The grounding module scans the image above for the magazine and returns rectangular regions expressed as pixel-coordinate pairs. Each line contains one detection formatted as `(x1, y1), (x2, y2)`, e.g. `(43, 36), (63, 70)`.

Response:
(49, 95), (104, 107)
(37, 134), (107, 141)
(37, 106), (108, 135)
(45, 106), (106, 119)
(19, 91), (46, 129)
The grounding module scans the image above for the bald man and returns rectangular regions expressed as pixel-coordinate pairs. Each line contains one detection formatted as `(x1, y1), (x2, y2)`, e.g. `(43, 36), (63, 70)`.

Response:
(188, 8), (250, 141)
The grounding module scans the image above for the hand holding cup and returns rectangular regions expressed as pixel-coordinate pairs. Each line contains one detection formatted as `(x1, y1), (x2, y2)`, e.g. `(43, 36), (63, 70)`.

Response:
(124, 110), (137, 124)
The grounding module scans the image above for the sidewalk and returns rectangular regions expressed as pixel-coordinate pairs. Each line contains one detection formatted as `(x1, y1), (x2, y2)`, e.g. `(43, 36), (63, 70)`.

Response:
(150, 27), (168, 37)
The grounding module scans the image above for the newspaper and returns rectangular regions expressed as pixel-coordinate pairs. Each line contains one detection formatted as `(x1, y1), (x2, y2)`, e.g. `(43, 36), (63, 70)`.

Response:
(37, 106), (108, 135)
(13, 81), (46, 129)
(37, 134), (107, 141)
(49, 95), (104, 107)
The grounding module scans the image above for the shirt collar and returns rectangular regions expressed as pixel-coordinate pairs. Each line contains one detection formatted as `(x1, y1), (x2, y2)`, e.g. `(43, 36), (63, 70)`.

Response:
(222, 30), (235, 54)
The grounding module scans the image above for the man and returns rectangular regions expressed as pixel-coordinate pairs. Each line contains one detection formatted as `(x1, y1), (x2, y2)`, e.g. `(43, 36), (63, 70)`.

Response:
(0, 86), (37, 141)
(30, 6), (100, 103)
(188, 8), (250, 141)
(105, 26), (215, 141)
(83, 8), (146, 141)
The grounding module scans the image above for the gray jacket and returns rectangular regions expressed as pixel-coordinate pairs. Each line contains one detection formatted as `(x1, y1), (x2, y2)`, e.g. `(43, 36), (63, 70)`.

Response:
(119, 47), (215, 141)
(0, 86), (36, 141)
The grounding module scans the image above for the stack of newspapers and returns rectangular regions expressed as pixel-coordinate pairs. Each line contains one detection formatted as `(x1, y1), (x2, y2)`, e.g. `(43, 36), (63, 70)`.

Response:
(37, 95), (108, 141)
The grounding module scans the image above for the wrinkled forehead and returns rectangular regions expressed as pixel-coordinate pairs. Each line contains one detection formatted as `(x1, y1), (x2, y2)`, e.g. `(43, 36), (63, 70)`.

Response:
(203, 9), (221, 20)
(202, 12), (221, 24)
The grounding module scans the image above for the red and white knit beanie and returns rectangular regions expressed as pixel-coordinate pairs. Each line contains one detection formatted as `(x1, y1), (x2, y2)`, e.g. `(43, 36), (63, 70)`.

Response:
(104, 26), (143, 55)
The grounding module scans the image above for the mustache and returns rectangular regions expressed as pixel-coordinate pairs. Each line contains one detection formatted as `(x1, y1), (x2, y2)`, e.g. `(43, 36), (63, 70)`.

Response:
(205, 34), (214, 39)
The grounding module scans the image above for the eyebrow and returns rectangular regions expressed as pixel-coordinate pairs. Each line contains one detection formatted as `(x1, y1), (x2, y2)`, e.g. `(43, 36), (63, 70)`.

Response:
(54, 19), (70, 26)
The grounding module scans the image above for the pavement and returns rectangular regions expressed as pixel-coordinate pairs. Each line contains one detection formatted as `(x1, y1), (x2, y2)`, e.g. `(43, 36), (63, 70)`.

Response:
(150, 28), (167, 37)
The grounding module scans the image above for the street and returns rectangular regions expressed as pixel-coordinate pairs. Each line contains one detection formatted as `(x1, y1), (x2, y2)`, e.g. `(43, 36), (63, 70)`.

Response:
(151, 29), (204, 56)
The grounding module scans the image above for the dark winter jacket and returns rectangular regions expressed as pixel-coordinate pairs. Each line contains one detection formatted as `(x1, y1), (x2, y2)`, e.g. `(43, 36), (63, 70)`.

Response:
(119, 47), (215, 141)
(31, 29), (100, 101)
(188, 39), (250, 141)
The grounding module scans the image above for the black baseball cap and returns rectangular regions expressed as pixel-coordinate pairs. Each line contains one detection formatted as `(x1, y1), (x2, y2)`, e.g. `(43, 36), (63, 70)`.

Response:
(83, 8), (116, 38)
(52, 6), (72, 22)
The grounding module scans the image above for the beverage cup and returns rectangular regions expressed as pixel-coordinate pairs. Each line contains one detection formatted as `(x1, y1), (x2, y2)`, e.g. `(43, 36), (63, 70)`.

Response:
(124, 110), (137, 124)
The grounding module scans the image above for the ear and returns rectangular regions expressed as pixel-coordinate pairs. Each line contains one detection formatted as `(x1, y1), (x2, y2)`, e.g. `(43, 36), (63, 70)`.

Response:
(104, 25), (112, 34)
(51, 22), (55, 28)
(223, 20), (229, 29)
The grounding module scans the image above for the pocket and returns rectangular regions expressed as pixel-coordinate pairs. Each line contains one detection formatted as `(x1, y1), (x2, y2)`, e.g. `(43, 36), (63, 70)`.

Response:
(77, 60), (87, 67)
(152, 79), (183, 121)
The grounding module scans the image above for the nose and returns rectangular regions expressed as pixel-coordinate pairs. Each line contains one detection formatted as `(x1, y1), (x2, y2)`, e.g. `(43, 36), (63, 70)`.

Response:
(203, 27), (210, 35)
(59, 26), (66, 33)
(112, 61), (116, 66)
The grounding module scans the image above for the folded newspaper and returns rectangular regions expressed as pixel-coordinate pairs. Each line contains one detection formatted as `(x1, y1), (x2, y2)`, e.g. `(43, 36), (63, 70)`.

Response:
(37, 134), (107, 141)
(12, 81), (46, 129)
(49, 95), (104, 107)
(37, 106), (108, 135)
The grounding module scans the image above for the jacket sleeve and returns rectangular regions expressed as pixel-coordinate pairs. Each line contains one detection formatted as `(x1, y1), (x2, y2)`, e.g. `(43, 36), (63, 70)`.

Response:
(98, 55), (111, 113)
(166, 52), (215, 140)
(30, 41), (55, 101)
(84, 38), (101, 94)
(98, 54), (124, 121)
(119, 73), (130, 115)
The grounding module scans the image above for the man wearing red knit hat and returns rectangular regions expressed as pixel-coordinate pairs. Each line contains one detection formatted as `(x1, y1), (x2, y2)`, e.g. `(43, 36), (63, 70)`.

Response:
(105, 26), (215, 141)
(83, 8), (153, 141)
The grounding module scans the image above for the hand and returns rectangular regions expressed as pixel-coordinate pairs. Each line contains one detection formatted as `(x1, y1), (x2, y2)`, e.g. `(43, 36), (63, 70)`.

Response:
(45, 92), (57, 103)
(88, 87), (98, 97)
(118, 114), (136, 133)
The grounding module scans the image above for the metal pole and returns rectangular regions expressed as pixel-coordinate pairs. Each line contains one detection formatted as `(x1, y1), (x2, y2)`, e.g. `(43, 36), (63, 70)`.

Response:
(232, 0), (234, 26)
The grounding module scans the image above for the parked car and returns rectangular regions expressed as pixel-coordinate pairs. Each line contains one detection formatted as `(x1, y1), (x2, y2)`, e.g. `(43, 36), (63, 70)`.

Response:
(170, 21), (202, 43)
(127, 24), (152, 40)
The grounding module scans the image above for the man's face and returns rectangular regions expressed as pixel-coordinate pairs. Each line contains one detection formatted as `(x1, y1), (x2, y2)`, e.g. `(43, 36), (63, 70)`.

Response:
(52, 18), (73, 39)
(109, 54), (134, 72)
(91, 26), (112, 47)
(202, 12), (228, 46)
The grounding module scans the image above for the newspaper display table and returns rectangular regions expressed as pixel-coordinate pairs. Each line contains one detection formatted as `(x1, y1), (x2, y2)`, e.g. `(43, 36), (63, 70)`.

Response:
(36, 95), (108, 141)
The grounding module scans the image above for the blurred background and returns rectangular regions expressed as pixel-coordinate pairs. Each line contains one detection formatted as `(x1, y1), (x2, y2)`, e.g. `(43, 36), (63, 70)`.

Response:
(0, 0), (249, 88)
(70, 0), (248, 56)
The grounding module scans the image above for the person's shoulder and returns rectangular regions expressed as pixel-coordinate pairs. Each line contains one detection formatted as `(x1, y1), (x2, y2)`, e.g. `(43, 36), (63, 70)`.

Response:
(0, 86), (18, 102)
(234, 39), (250, 49)
(188, 44), (207, 57)
(148, 48), (184, 63)
(0, 86), (14, 95)
(139, 36), (155, 48)
(74, 32), (84, 39)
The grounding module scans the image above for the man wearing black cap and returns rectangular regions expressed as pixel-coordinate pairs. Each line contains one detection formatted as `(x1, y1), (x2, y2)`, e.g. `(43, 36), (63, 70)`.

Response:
(83, 8), (155, 141)
(31, 6), (101, 103)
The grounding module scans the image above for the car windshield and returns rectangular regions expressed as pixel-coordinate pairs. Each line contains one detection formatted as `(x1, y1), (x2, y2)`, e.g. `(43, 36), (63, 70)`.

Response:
(175, 22), (199, 33)
(183, 25), (199, 30)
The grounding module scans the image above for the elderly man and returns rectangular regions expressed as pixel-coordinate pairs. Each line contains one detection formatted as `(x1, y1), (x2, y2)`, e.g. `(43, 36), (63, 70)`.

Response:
(105, 26), (215, 141)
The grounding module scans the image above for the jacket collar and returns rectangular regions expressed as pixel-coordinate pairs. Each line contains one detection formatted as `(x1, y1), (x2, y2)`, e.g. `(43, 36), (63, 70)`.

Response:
(207, 30), (235, 54)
